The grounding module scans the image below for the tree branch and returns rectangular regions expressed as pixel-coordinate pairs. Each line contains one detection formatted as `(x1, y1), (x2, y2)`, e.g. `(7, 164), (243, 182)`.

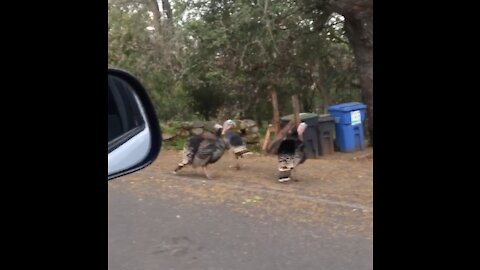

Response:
(263, 0), (280, 56)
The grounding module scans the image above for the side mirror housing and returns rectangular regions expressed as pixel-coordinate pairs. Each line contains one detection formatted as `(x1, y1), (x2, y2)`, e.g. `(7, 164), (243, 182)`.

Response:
(108, 68), (161, 180)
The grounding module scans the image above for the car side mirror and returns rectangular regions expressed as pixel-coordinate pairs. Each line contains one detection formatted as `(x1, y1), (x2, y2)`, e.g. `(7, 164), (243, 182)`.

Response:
(108, 68), (161, 180)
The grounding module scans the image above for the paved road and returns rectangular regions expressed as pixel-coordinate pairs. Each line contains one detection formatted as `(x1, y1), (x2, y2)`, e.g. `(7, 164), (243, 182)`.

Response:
(108, 174), (372, 270)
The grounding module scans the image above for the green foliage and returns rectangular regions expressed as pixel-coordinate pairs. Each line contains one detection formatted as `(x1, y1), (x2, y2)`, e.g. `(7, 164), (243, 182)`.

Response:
(108, 0), (363, 122)
(163, 137), (187, 150)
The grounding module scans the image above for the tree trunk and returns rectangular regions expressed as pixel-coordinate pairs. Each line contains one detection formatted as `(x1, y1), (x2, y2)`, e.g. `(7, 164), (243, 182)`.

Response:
(148, 0), (162, 34)
(312, 60), (330, 114)
(330, 0), (373, 146)
(161, 0), (173, 23)
(344, 13), (373, 146)
(270, 88), (281, 134)
(292, 95), (301, 127)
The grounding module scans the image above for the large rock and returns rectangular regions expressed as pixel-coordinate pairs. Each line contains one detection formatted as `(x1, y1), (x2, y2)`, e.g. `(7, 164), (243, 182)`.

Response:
(179, 121), (194, 129)
(246, 126), (259, 134)
(191, 127), (204, 135)
(162, 133), (176, 141)
(177, 129), (191, 138)
(245, 133), (260, 143)
(192, 121), (204, 128)
(240, 119), (257, 129)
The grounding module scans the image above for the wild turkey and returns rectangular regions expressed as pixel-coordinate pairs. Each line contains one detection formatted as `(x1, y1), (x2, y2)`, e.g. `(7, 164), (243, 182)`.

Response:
(173, 124), (227, 180)
(221, 119), (252, 170)
(277, 122), (308, 183)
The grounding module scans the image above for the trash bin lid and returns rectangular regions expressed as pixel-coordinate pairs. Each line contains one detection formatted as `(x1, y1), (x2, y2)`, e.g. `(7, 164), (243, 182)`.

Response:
(281, 112), (318, 121)
(328, 102), (366, 112)
(318, 114), (334, 122)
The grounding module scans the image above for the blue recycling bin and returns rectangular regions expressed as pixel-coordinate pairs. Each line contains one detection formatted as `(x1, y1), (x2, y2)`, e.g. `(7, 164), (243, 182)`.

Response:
(328, 102), (367, 152)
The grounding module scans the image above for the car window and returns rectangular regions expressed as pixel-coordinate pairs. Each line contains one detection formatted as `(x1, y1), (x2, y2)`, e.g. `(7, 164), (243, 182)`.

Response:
(108, 75), (146, 152)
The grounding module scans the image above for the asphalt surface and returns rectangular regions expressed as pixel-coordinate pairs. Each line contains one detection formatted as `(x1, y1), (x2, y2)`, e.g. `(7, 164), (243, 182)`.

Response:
(108, 172), (373, 270)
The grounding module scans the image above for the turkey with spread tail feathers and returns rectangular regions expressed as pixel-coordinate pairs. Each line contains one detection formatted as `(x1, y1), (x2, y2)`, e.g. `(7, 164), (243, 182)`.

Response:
(277, 122), (308, 183)
(173, 123), (227, 180)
